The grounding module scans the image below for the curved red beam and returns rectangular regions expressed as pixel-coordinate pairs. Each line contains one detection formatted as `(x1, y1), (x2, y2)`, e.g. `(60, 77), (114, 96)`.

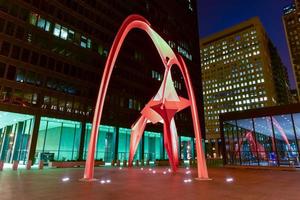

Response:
(82, 14), (209, 180)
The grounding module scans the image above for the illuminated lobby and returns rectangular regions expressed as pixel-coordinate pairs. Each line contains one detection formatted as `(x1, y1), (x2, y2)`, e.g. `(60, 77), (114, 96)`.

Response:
(221, 103), (300, 167)
(0, 111), (195, 166)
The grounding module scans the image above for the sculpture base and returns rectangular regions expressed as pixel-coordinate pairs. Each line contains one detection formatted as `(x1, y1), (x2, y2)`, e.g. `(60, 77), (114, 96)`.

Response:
(195, 177), (213, 181)
(79, 178), (99, 182)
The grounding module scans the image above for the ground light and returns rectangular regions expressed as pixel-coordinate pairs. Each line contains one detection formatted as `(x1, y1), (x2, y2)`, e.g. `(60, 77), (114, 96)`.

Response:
(183, 179), (192, 183)
(62, 177), (70, 182)
(226, 177), (234, 183)
(100, 179), (111, 184)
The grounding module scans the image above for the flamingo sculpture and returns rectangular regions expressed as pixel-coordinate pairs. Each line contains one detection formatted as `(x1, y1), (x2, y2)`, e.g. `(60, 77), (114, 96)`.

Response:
(82, 14), (209, 181)
(128, 58), (191, 172)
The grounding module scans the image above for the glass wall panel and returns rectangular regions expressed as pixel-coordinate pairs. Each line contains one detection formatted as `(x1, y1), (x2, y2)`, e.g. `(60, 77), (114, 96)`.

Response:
(180, 136), (193, 160)
(223, 120), (240, 165)
(237, 119), (258, 166)
(36, 117), (82, 163)
(58, 123), (81, 161)
(293, 113), (300, 160)
(43, 120), (61, 160)
(253, 117), (277, 166)
(144, 131), (162, 161)
(0, 111), (34, 164)
(118, 127), (141, 161)
(272, 115), (298, 166)
(83, 124), (116, 162)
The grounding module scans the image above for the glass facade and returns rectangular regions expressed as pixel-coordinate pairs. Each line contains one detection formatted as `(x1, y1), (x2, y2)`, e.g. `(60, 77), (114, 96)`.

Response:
(180, 136), (194, 160)
(36, 117), (82, 163)
(83, 124), (116, 162)
(144, 131), (163, 161)
(223, 113), (300, 167)
(0, 111), (196, 165)
(0, 111), (34, 164)
(118, 128), (141, 161)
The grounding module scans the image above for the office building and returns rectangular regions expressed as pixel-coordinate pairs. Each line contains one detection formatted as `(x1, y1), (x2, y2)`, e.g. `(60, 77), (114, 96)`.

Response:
(0, 0), (202, 165)
(200, 17), (290, 157)
(283, 0), (300, 101)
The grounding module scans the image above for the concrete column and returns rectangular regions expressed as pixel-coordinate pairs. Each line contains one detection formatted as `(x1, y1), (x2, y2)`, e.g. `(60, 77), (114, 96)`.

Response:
(12, 160), (19, 170)
(28, 114), (41, 164)
(114, 127), (119, 161)
(0, 160), (3, 170)
(141, 134), (145, 160)
(78, 121), (86, 161)
(26, 160), (32, 170)
(178, 136), (182, 160)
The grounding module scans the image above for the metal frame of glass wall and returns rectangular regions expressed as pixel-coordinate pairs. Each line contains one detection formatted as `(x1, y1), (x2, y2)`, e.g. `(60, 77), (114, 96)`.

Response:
(221, 112), (300, 167)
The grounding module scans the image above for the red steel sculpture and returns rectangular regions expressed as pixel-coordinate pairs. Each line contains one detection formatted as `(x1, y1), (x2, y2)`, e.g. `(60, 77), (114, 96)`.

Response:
(82, 14), (209, 181)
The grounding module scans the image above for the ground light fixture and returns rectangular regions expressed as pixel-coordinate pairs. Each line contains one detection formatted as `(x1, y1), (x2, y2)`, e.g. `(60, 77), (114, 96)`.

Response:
(226, 177), (234, 183)
(183, 179), (192, 183)
(62, 177), (70, 182)
(100, 179), (111, 184)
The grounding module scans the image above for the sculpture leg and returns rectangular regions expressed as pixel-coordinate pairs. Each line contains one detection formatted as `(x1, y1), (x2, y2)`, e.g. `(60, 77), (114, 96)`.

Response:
(163, 118), (179, 172)
(128, 116), (147, 167)
(170, 118), (179, 167)
(176, 55), (209, 179)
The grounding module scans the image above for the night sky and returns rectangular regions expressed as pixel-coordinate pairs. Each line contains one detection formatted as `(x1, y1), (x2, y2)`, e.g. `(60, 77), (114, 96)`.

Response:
(198, 0), (295, 89)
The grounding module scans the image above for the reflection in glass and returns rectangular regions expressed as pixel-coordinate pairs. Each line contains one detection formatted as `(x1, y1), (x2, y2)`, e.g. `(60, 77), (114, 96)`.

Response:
(254, 117), (277, 166)
(223, 121), (240, 165)
(236, 119), (259, 166)
(180, 136), (194, 160)
(272, 115), (299, 166)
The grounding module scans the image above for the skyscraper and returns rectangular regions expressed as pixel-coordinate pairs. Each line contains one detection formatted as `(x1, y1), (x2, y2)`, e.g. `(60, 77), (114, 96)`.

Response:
(283, 0), (300, 101)
(0, 0), (202, 165)
(200, 17), (289, 157)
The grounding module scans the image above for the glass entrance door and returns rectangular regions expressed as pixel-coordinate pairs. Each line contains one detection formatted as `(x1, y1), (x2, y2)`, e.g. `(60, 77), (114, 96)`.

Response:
(0, 111), (34, 164)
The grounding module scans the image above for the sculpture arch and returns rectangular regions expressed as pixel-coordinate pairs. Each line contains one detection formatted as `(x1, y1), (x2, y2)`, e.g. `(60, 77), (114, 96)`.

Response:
(83, 14), (209, 180)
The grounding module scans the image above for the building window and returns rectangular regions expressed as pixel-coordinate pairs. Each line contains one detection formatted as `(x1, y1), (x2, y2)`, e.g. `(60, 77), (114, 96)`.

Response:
(128, 98), (133, 109)
(53, 24), (61, 37)
(35, 117), (82, 162)
(83, 124), (116, 161)
(0, 111), (34, 164)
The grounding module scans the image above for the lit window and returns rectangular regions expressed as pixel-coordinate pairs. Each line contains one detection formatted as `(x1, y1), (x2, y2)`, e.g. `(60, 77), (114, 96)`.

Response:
(53, 24), (61, 37)
(37, 17), (46, 29)
(60, 26), (68, 40)
(128, 99), (133, 109)
(81, 36), (87, 48)
(29, 13), (38, 26)
(45, 21), (51, 31)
